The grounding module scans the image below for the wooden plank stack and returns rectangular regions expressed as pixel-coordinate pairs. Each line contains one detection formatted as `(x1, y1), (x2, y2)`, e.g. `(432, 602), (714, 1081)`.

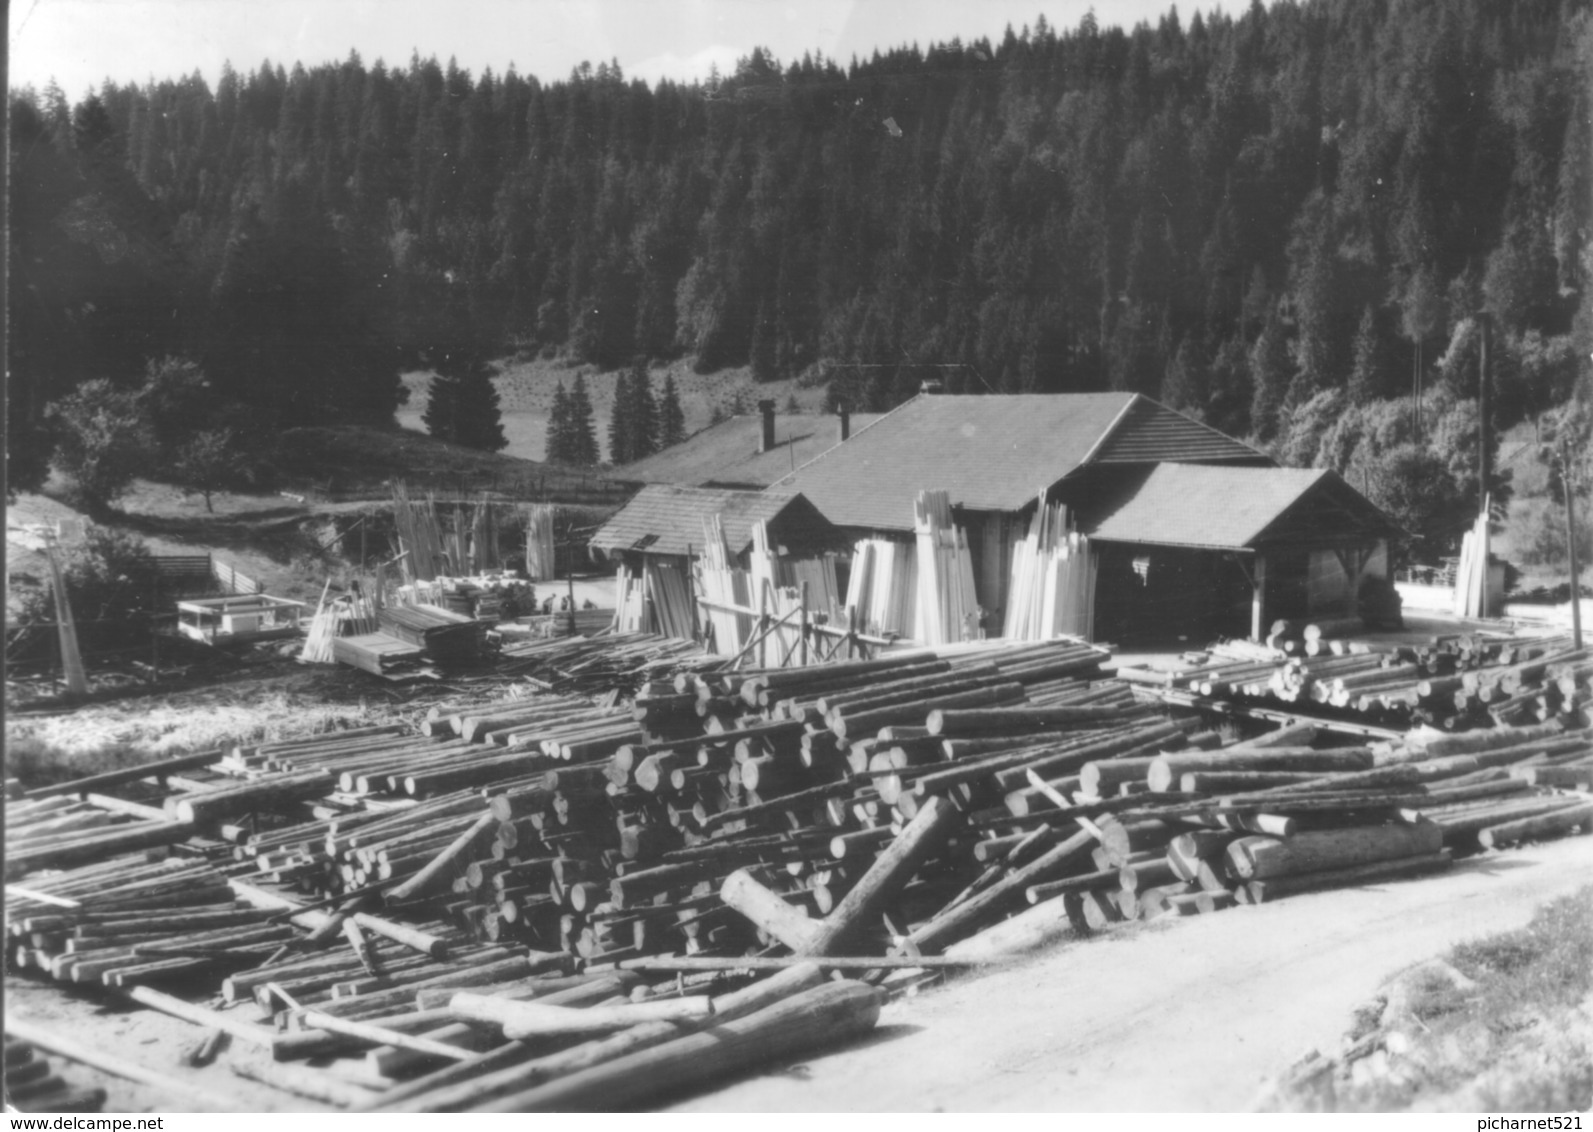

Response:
(1003, 496), (1096, 642)
(912, 490), (980, 646)
(378, 604), (487, 665)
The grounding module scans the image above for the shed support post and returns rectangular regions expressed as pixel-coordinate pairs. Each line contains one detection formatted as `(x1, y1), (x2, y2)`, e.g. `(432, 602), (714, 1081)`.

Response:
(1250, 553), (1267, 643)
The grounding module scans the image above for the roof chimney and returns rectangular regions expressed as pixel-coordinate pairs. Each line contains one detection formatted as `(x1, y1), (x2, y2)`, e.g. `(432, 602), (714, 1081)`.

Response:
(919, 379), (944, 395)
(838, 404), (851, 441)
(758, 399), (776, 453)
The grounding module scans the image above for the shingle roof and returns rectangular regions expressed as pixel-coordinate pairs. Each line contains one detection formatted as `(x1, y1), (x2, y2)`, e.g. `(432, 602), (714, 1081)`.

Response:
(1079, 464), (1397, 550)
(589, 485), (829, 558)
(773, 393), (1269, 531)
(606, 413), (883, 489)
(1089, 396), (1271, 464)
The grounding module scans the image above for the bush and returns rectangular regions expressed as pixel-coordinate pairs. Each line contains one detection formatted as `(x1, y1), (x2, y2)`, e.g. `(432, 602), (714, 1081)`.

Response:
(12, 526), (161, 660)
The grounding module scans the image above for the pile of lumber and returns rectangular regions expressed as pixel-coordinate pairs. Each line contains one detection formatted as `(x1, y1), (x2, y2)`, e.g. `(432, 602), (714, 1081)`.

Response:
(614, 558), (695, 640)
(911, 490), (979, 646)
(844, 538), (918, 639)
(496, 632), (711, 696)
(1003, 497), (1096, 642)
(1453, 508), (1492, 618)
(5, 797), (199, 879)
(523, 504), (557, 582)
(333, 634), (426, 676)
(378, 604), (488, 665)
(1155, 634), (1588, 730)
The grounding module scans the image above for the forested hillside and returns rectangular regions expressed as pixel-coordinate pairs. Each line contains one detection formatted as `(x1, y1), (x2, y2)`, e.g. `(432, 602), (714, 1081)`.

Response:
(9, 0), (1591, 556)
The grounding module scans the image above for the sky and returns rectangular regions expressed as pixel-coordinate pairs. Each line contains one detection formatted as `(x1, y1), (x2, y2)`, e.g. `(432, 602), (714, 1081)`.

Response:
(9, 0), (1223, 99)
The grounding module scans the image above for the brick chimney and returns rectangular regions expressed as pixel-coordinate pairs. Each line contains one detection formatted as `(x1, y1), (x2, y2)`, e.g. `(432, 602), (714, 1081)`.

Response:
(759, 399), (776, 453)
(838, 405), (851, 441)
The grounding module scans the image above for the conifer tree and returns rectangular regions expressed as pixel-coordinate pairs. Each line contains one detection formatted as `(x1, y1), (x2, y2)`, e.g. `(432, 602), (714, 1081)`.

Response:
(658, 372), (686, 449)
(627, 358), (659, 461)
(1249, 306), (1294, 444)
(567, 374), (600, 466)
(545, 381), (571, 463)
(608, 369), (633, 464)
(424, 345), (506, 451)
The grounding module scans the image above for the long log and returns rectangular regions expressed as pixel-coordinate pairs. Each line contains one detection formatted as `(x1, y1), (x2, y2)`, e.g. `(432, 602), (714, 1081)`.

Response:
(358, 963), (828, 1113)
(300, 1011), (476, 1061)
(470, 981), (883, 1112)
(123, 985), (281, 1052)
(349, 913), (451, 959)
(449, 993), (712, 1039)
(168, 772), (334, 825)
(804, 794), (963, 956)
(1226, 819), (1444, 880)
(1477, 801), (1593, 849)
(384, 813), (498, 904)
(5, 820), (199, 878)
(1243, 850), (1452, 902)
(903, 828), (1096, 955)
(1146, 747), (1374, 792)
(718, 869), (824, 953)
(24, 750), (227, 799)
(926, 704), (1132, 736)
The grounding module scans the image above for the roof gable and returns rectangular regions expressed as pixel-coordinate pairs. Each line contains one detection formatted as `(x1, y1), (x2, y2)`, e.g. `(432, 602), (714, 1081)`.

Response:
(589, 485), (834, 558)
(776, 393), (1268, 531)
(1080, 464), (1397, 550)
(1089, 396), (1272, 466)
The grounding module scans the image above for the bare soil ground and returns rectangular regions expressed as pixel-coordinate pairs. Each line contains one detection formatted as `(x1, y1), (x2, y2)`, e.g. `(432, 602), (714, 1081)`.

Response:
(8, 835), (1591, 1113)
(674, 833), (1593, 1113)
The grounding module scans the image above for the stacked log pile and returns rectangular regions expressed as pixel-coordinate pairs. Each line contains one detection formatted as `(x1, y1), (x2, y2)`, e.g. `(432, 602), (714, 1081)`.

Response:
(6, 852), (287, 987)
(6, 630), (1589, 1112)
(1156, 634), (1588, 731)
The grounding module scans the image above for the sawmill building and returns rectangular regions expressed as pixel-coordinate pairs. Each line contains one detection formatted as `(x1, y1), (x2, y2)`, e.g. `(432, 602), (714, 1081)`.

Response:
(771, 392), (1399, 646)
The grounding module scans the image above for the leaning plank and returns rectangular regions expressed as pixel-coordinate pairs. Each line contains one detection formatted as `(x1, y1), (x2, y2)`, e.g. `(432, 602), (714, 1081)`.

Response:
(123, 986), (281, 1053)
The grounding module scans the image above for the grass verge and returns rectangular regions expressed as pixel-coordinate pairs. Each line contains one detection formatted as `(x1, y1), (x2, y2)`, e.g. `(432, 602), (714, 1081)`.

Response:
(1266, 884), (1593, 1112)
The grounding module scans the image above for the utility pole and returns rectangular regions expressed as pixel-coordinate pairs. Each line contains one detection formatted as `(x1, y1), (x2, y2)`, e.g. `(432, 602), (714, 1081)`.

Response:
(1477, 312), (1491, 618)
(43, 533), (88, 697)
(1562, 436), (1582, 649)
(1477, 312), (1491, 518)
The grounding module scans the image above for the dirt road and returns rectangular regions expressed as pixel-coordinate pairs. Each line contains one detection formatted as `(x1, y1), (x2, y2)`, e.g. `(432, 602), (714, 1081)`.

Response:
(676, 834), (1593, 1112)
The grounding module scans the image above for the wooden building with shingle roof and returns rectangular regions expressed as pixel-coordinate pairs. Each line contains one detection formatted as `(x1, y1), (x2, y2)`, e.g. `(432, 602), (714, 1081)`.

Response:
(772, 392), (1398, 645)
